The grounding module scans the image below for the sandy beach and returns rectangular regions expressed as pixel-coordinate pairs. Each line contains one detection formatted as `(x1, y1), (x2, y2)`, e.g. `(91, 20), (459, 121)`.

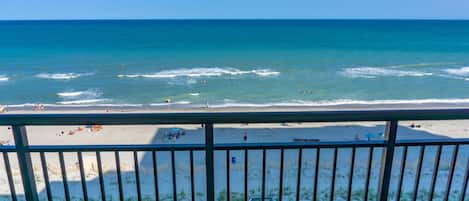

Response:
(0, 107), (468, 201)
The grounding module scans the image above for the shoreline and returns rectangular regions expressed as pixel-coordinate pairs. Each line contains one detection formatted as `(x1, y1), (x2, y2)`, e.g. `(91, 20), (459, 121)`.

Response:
(3, 102), (469, 114)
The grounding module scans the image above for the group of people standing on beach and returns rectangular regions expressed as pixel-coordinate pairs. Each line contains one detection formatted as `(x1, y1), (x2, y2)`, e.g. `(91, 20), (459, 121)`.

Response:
(0, 103), (44, 113)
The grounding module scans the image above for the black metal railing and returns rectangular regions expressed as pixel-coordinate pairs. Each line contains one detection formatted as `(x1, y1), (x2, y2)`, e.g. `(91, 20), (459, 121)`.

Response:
(0, 109), (468, 201)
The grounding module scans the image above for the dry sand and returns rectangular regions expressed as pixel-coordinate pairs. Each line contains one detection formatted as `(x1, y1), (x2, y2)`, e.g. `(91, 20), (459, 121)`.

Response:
(0, 109), (468, 201)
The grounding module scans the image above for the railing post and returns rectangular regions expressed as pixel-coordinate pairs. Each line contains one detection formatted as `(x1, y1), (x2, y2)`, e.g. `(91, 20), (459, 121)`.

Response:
(12, 125), (39, 201)
(377, 120), (398, 201)
(205, 123), (215, 201)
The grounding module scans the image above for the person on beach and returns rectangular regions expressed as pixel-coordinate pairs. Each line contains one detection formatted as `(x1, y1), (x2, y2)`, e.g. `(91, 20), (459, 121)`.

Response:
(33, 103), (44, 111)
(165, 98), (171, 109)
(243, 131), (248, 141)
(0, 139), (12, 146)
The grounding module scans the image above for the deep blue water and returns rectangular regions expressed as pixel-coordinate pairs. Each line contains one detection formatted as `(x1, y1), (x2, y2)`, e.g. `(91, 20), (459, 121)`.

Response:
(1, 20), (469, 108)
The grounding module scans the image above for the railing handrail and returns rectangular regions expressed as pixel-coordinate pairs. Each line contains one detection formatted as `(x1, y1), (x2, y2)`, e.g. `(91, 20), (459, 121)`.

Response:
(2, 108), (469, 125)
(1, 110), (468, 201)
(2, 139), (467, 153)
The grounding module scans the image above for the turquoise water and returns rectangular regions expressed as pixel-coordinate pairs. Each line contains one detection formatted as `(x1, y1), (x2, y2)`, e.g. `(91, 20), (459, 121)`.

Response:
(1, 20), (469, 108)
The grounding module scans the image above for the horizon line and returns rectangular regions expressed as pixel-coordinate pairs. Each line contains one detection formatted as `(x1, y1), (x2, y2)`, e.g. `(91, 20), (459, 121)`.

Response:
(1, 18), (469, 21)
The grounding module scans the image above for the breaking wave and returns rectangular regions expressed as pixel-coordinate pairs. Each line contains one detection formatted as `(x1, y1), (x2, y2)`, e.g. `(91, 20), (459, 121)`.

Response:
(57, 89), (101, 99)
(340, 67), (433, 78)
(0, 75), (9, 81)
(389, 62), (456, 68)
(444, 66), (469, 76)
(6, 98), (469, 109)
(57, 91), (86, 97)
(57, 89), (103, 105)
(251, 69), (281, 76)
(36, 73), (92, 80)
(117, 67), (280, 78)
(149, 101), (192, 106)
(210, 98), (469, 108)
(57, 99), (109, 105)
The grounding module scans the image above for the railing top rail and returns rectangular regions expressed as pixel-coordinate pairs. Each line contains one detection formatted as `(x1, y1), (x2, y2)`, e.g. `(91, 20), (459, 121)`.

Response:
(2, 108), (469, 125)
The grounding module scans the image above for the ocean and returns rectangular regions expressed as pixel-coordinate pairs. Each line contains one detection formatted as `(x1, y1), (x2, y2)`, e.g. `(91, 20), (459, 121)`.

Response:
(1, 20), (469, 109)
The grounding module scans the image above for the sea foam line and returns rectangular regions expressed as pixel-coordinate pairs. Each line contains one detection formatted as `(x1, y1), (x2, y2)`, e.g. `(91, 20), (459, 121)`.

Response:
(57, 91), (86, 97)
(149, 101), (192, 106)
(340, 67), (433, 78)
(6, 98), (469, 109)
(210, 98), (469, 108)
(0, 75), (9, 81)
(57, 99), (109, 105)
(5, 103), (143, 108)
(118, 67), (280, 78)
(444, 66), (469, 76)
(57, 89), (101, 98)
(389, 62), (456, 68)
(36, 72), (92, 80)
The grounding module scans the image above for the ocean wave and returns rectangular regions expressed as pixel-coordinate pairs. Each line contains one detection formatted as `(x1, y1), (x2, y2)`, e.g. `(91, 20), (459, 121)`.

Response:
(0, 75), (9, 81)
(340, 67), (433, 78)
(252, 69), (281, 76)
(149, 101), (191, 106)
(117, 67), (280, 78)
(390, 62), (456, 68)
(175, 101), (191, 104)
(5, 103), (143, 108)
(444, 66), (469, 76)
(57, 99), (109, 105)
(57, 91), (86, 97)
(57, 90), (101, 98)
(210, 98), (469, 108)
(6, 98), (469, 109)
(57, 89), (103, 105)
(36, 73), (92, 80)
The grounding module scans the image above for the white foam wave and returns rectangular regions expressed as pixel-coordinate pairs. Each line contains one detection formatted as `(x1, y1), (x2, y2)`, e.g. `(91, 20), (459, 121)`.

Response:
(5, 103), (143, 108)
(6, 98), (469, 109)
(0, 75), (9, 81)
(57, 91), (85, 97)
(57, 90), (100, 98)
(3, 103), (37, 108)
(175, 101), (191, 104)
(210, 98), (469, 108)
(252, 69), (281, 76)
(390, 62), (456, 68)
(444, 67), (469, 76)
(149, 101), (191, 106)
(118, 67), (280, 79)
(36, 73), (92, 80)
(57, 99), (108, 105)
(340, 67), (433, 78)
(189, 93), (200, 96)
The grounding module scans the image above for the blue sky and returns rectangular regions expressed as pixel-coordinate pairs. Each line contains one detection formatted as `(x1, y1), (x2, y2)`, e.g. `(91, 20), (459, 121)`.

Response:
(1, 0), (469, 20)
